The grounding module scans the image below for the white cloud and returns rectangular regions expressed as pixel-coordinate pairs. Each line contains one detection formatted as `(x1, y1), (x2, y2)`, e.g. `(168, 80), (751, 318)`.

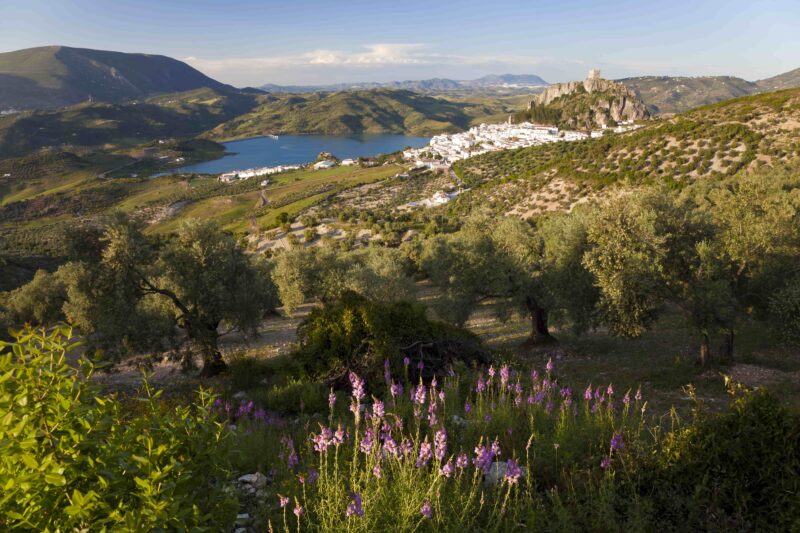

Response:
(182, 44), (565, 85)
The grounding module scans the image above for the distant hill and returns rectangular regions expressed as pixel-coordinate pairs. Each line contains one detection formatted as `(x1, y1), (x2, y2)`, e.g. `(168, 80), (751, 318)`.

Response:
(0, 46), (236, 110)
(204, 89), (519, 139)
(259, 74), (549, 94)
(0, 88), (261, 157)
(756, 68), (800, 91)
(619, 76), (760, 114)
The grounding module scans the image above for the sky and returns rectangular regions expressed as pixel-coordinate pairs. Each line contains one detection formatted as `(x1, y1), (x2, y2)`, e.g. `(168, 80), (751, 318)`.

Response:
(1, 0), (798, 86)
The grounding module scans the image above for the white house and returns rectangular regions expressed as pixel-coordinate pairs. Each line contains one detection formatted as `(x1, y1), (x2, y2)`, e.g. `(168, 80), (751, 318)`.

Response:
(313, 160), (336, 170)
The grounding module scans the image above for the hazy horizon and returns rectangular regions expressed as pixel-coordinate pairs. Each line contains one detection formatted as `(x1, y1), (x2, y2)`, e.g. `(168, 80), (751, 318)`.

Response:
(2, 0), (799, 86)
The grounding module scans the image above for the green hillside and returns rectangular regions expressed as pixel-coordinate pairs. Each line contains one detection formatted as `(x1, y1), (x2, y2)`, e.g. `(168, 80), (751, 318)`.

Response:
(0, 88), (261, 157)
(204, 89), (518, 139)
(453, 88), (800, 215)
(619, 76), (760, 114)
(0, 46), (236, 110)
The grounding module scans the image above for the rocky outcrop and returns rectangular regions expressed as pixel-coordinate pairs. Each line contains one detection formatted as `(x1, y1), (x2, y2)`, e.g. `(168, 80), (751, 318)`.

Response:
(529, 70), (649, 129)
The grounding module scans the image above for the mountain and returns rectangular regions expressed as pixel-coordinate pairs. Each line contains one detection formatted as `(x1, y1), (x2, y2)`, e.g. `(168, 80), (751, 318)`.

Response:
(519, 70), (649, 129)
(756, 68), (800, 91)
(619, 76), (760, 114)
(0, 46), (236, 110)
(204, 89), (518, 139)
(466, 74), (549, 88)
(0, 88), (262, 157)
(258, 74), (549, 94)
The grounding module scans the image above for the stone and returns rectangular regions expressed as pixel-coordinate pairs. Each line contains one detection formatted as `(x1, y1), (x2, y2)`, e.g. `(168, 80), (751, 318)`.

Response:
(450, 415), (468, 427)
(234, 528), (247, 533)
(237, 472), (268, 489)
(235, 513), (251, 526)
(233, 391), (247, 400)
(483, 461), (528, 487)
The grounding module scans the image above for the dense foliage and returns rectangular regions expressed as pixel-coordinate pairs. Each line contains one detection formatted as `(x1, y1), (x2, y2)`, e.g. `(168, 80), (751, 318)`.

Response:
(0, 327), (237, 530)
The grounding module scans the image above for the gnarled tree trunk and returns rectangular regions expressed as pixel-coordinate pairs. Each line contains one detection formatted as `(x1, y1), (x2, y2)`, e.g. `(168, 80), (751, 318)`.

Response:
(185, 319), (227, 377)
(525, 296), (554, 344)
(699, 332), (710, 367)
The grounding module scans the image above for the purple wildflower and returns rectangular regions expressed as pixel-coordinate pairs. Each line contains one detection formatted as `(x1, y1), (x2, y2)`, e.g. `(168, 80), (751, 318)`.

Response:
(464, 401), (472, 414)
(500, 365), (510, 389)
(279, 495), (289, 508)
(360, 429), (375, 454)
(607, 383), (614, 396)
(635, 387), (642, 401)
(456, 452), (469, 469)
(414, 384), (426, 406)
(473, 443), (495, 473)
(584, 384), (593, 401)
(440, 460), (454, 478)
(348, 371), (365, 401)
(390, 381), (403, 399)
(484, 414), (492, 423)
(329, 390), (337, 409)
(420, 501), (432, 519)
(373, 462), (382, 478)
(623, 391), (631, 406)
(403, 356), (411, 367)
(476, 375), (486, 393)
(531, 368), (539, 382)
(382, 434), (398, 456)
(505, 458), (522, 484)
(372, 399), (385, 418)
(294, 503), (304, 518)
(546, 357), (554, 373)
(333, 425), (345, 445)
(491, 438), (502, 458)
(400, 438), (414, 456)
(434, 428), (448, 461)
(416, 438), (433, 468)
(308, 469), (318, 484)
(346, 492), (365, 517)
(610, 433), (624, 451)
(600, 456), (611, 470)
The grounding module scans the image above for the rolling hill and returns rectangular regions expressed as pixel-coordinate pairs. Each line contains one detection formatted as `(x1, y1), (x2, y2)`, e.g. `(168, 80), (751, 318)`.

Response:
(452, 87), (800, 216)
(0, 88), (262, 157)
(619, 76), (760, 114)
(203, 89), (521, 139)
(757, 68), (800, 91)
(0, 46), (237, 110)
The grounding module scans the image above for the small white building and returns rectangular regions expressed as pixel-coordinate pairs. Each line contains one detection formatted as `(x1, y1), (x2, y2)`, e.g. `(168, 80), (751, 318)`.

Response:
(313, 160), (336, 170)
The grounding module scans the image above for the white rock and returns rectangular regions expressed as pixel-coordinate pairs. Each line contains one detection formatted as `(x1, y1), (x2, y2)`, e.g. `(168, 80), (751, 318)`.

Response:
(483, 461), (528, 487)
(450, 415), (468, 427)
(234, 528), (247, 533)
(233, 391), (247, 400)
(236, 513), (251, 525)
(237, 472), (268, 488)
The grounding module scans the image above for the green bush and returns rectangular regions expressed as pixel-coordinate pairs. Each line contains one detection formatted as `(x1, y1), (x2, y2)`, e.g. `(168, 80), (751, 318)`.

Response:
(0, 326), (237, 530)
(639, 384), (800, 530)
(294, 292), (487, 381)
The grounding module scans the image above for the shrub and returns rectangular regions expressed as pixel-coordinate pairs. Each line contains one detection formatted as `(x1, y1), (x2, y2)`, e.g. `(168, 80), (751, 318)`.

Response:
(293, 292), (489, 382)
(639, 383), (800, 530)
(0, 327), (237, 530)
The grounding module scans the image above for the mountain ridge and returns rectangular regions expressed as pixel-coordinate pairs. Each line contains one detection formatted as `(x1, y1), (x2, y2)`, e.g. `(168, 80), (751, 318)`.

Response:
(0, 46), (238, 110)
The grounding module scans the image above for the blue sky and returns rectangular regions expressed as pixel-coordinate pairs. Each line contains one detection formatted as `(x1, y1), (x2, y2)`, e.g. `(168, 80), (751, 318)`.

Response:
(1, 0), (798, 86)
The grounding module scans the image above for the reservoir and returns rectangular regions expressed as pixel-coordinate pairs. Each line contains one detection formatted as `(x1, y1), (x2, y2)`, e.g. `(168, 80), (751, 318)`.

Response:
(170, 134), (430, 174)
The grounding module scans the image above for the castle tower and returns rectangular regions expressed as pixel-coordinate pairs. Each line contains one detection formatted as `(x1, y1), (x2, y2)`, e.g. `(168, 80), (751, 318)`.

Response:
(587, 68), (601, 80)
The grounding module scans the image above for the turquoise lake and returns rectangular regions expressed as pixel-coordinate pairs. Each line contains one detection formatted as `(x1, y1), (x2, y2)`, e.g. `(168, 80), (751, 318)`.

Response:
(170, 134), (430, 174)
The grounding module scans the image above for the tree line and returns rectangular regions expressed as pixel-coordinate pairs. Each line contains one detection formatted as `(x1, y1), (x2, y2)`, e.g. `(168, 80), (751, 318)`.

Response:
(3, 164), (800, 373)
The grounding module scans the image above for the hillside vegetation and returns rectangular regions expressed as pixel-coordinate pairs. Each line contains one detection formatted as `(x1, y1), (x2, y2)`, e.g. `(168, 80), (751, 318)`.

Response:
(0, 46), (236, 110)
(0, 88), (261, 157)
(620, 75), (760, 114)
(204, 89), (519, 139)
